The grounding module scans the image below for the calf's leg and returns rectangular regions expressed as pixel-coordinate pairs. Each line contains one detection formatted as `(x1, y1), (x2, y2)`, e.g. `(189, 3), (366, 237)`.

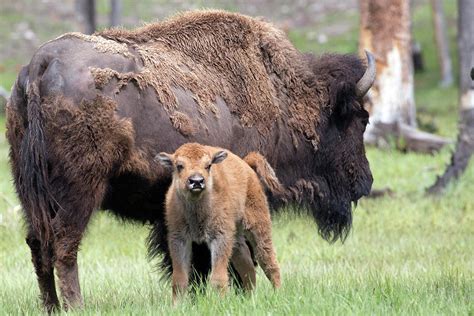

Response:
(209, 234), (235, 293)
(169, 234), (192, 304)
(230, 234), (256, 292)
(244, 206), (281, 289)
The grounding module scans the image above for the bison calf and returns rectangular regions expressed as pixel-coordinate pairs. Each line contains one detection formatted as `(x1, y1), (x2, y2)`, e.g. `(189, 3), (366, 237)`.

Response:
(156, 143), (281, 301)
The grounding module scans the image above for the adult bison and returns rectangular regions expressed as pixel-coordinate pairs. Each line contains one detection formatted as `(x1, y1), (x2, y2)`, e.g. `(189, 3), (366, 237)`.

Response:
(6, 10), (374, 311)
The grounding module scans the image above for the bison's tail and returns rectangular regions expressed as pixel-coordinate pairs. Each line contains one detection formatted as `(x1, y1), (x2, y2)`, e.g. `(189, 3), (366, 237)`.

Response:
(244, 152), (284, 196)
(17, 81), (58, 254)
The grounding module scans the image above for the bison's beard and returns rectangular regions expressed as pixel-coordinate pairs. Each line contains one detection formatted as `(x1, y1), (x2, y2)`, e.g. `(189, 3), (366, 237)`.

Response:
(269, 175), (353, 242)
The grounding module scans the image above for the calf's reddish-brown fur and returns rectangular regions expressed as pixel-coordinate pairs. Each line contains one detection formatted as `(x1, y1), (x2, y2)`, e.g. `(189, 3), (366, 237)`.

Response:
(157, 143), (281, 301)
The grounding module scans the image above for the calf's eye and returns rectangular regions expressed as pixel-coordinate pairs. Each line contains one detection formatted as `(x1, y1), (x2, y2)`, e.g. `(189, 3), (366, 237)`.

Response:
(176, 164), (184, 172)
(205, 164), (211, 171)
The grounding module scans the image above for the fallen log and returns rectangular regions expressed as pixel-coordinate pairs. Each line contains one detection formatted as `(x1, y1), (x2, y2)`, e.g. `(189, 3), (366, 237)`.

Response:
(364, 121), (451, 154)
(367, 187), (394, 198)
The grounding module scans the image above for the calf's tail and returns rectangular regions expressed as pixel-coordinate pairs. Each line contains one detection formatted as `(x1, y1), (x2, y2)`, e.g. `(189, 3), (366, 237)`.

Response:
(243, 152), (284, 196)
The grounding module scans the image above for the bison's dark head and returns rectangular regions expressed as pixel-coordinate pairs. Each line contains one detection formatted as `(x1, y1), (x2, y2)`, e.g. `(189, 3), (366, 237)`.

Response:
(303, 51), (375, 242)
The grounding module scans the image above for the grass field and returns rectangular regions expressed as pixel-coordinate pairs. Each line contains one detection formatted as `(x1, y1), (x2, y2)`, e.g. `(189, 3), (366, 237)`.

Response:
(0, 1), (473, 315)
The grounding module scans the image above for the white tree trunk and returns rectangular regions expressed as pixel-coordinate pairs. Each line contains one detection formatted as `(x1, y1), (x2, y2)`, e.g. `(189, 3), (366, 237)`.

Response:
(359, 0), (417, 144)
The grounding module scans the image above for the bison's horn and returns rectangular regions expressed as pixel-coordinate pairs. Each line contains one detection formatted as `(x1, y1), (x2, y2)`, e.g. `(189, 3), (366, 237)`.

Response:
(356, 50), (376, 98)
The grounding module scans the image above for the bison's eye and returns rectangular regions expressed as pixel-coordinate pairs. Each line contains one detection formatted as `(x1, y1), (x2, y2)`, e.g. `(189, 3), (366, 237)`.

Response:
(357, 109), (369, 126)
(176, 164), (184, 172)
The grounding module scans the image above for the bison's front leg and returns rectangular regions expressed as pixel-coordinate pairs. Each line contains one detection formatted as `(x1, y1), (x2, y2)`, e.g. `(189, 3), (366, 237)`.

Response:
(169, 233), (192, 304)
(209, 233), (235, 294)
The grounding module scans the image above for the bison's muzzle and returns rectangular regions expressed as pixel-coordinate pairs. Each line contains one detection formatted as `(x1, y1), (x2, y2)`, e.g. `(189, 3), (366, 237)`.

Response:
(188, 174), (206, 192)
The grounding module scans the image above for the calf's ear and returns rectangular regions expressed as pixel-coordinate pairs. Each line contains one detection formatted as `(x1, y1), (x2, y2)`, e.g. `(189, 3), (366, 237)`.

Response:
(155, 152), (173, 169)
(211, 150), (228, 164)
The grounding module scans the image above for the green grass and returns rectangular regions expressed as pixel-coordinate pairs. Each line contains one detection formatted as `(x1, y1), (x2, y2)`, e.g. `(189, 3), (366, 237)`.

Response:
(0, 1), (473, 315)
(1, 192), (472, 315)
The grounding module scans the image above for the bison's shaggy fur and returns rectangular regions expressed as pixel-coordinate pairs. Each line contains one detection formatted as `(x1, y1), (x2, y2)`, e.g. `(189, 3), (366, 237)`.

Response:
(94, 10), (326, 139)
(7, 10), (373, 311)
(158, 143), (281, 301)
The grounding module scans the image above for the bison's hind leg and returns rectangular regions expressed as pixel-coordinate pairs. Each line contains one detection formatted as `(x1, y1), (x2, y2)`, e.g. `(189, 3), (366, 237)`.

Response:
(34, 95), (133, 310)
(25, 230), (60, 313)
(24, 203), (91, 312)
(52, 210), (93, 311)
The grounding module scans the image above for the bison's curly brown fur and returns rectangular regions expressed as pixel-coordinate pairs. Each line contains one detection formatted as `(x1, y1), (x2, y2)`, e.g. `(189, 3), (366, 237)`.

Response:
(169, 111), (196, 137)
(92, 10), (325, 140)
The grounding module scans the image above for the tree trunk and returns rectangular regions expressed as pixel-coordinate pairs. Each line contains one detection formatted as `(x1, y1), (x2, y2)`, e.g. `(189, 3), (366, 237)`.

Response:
(359, 0), (449, 153)
(427, 0), (474, 194)
(431, 0), (454, 87)
(359, 0), (416, 141)
(76, 0), (96, 35)
(110, 0), (122, 27)
(0, 86), (9, 113)
(412, 41), (425, 72)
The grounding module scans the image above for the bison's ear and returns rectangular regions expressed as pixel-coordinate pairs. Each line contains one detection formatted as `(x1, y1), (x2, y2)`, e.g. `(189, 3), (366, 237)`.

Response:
(155, 152), (173, 169)
(331, 81), (358, 120)
(211, 150), (228, 164)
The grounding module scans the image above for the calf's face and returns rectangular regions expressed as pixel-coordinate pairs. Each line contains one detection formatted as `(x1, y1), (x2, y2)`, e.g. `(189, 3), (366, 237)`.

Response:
(156, 146), (228, 199)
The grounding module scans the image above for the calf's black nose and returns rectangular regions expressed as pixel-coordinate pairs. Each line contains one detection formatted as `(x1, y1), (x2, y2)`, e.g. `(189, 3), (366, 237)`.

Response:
(188, 174), (205, 190)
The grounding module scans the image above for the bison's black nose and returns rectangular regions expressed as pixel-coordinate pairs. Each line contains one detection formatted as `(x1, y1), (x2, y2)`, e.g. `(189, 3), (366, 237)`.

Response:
(187, 174), (205, 191)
